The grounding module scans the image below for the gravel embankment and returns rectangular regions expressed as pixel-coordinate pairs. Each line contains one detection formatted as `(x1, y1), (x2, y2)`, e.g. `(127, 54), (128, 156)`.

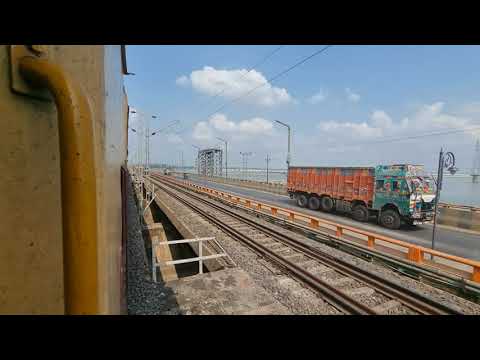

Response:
(156, 181), (480, 315)
(154, 185), (340, 315)
(214, 194), (480, 314)
(126, 182), (181, 315)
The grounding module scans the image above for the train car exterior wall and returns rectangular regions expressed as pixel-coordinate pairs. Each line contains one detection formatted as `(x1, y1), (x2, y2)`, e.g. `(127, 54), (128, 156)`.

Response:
(0, 45), (129, 314)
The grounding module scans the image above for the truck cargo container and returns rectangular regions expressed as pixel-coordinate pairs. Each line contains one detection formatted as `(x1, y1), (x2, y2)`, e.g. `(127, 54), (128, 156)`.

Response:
(287, 164), (436, 230)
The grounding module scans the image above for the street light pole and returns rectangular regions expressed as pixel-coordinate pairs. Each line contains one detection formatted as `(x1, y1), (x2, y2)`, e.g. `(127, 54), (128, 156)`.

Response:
(146, 115), (157, 176)
(275, 120), (291, 169)
(130, 109), (144, 199)
(131, 109), (159, 178)
(266, 154), (271, 183)
(217, 137), (228, 179)
(240, 152), (252, 180)
(431, 148), (457, 254)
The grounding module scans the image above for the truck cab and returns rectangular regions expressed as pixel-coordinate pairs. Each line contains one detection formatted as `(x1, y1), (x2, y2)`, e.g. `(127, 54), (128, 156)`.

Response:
(373, 164), (436, 229)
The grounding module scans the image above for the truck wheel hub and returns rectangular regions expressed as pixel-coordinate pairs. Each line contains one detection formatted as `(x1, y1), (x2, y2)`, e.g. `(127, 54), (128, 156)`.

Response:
(384, 215), (394, 224)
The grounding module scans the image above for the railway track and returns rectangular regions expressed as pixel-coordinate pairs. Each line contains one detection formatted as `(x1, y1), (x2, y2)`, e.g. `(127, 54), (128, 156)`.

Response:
(150, 174), (462, 315)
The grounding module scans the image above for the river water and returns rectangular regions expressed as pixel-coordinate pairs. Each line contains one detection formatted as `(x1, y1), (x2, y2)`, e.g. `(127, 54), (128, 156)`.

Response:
(183, 168), (480, 207)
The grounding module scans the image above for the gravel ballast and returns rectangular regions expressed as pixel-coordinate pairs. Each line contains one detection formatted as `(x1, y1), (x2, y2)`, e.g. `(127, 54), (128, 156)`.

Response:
(126, 182), (182, 315)
(152, 179), (480, 315)
(153, 184), (341, 315)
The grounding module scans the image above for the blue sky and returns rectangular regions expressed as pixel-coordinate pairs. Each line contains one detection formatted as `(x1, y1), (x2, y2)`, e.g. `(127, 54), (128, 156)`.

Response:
(125, 45), (480, 172)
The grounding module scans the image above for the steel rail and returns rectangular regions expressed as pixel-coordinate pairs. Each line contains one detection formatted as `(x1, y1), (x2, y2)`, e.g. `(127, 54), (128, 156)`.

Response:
(177, 177), (480, 299)
(151, 177), (376, 315)
(152, 174), (463, 315)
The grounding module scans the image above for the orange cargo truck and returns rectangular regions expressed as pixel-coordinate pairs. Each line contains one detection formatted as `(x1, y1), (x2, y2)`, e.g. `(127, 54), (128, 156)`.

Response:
(287, 165), (436, 229)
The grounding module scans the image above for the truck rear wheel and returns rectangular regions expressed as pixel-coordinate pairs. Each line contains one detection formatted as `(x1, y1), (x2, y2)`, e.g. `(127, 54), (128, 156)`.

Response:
(380, 209), (401, 230)
(297, 194), (308, 208)
(308, 196), (320, 210)
(320, 196), (334, 212)
(352, 204), (369, 222)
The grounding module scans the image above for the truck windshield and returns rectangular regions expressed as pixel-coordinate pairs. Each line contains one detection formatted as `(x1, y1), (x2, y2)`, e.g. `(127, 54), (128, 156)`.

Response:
(407, 176), (435, 194)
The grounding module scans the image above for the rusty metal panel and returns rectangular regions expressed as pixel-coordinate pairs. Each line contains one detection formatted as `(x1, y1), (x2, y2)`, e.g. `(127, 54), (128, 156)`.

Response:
(288, 166), (375, 204)
(359, 171), (368, 201)
(326, 169), (333, 194)
(353, 171), (360, 197)
(321, 169), (327, 194)
(344, 168), (353, 200)
(309, 168), (314, 193)
(313, 168), (320, 193)
(306, 168), (310, 192)
(335, 170), (339, 196)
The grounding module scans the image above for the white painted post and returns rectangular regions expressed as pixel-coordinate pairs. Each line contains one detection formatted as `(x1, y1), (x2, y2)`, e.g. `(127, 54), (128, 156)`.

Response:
(151, 238), (157, 283)
(199, 239), (203, 274)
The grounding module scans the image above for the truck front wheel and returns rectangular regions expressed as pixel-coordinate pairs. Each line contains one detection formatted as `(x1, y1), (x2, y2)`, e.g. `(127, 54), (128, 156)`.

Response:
(379, 209), (401, 230)
(297, 194), (308, 208)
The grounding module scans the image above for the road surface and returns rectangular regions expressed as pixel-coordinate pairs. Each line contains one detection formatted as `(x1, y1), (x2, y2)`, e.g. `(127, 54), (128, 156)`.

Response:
(181, 176), (480, 261)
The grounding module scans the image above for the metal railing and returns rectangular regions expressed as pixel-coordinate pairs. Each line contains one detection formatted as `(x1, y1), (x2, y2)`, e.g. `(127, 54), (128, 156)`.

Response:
(159, 175), (480, 284)
(151, 236), (234, 282)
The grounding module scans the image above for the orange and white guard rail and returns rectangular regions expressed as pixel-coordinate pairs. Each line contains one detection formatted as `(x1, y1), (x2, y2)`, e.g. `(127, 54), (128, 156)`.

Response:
(153, 174), (480, 284)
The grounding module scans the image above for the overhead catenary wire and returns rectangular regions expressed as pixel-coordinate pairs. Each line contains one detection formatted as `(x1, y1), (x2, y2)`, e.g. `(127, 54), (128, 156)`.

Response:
(328, 125), (480, 150)
(201, 45), (333, 120)
(203, 45), (285, 108)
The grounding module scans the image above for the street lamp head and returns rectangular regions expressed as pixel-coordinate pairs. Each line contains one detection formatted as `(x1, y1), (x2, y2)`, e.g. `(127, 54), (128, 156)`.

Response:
(448, 167), (458, 176)
(130, 110), (137, 114)
(443, 151), (457, 175)
(275, 120), (290, 129)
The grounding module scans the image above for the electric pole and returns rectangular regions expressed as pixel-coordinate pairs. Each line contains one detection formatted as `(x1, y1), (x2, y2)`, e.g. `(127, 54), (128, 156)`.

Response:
(266, 154), (271, 183)
(240, 152), (253, 180)
(275, 120), (291, 169)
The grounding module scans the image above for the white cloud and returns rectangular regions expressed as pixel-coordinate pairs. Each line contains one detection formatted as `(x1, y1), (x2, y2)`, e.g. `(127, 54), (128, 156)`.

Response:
(308, 90), (327, 104)
(166, 134), (184, 144)
(192, 113), (274, 142)
(192, 121), (213, 141)
(408, 102), (472, 131)
(175, 75), (189, 86)
(371, 110), (393, 129)
(179, 66), (292, 107)
(184, 102), (480, 170)
(318, 101), (480, 146)
(238, 117), (274, 134)
(209, 113), (236, 132)
(346, 88), (361, 102)
(319, 121), (383, 138)
(458, 101), (480, 116)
